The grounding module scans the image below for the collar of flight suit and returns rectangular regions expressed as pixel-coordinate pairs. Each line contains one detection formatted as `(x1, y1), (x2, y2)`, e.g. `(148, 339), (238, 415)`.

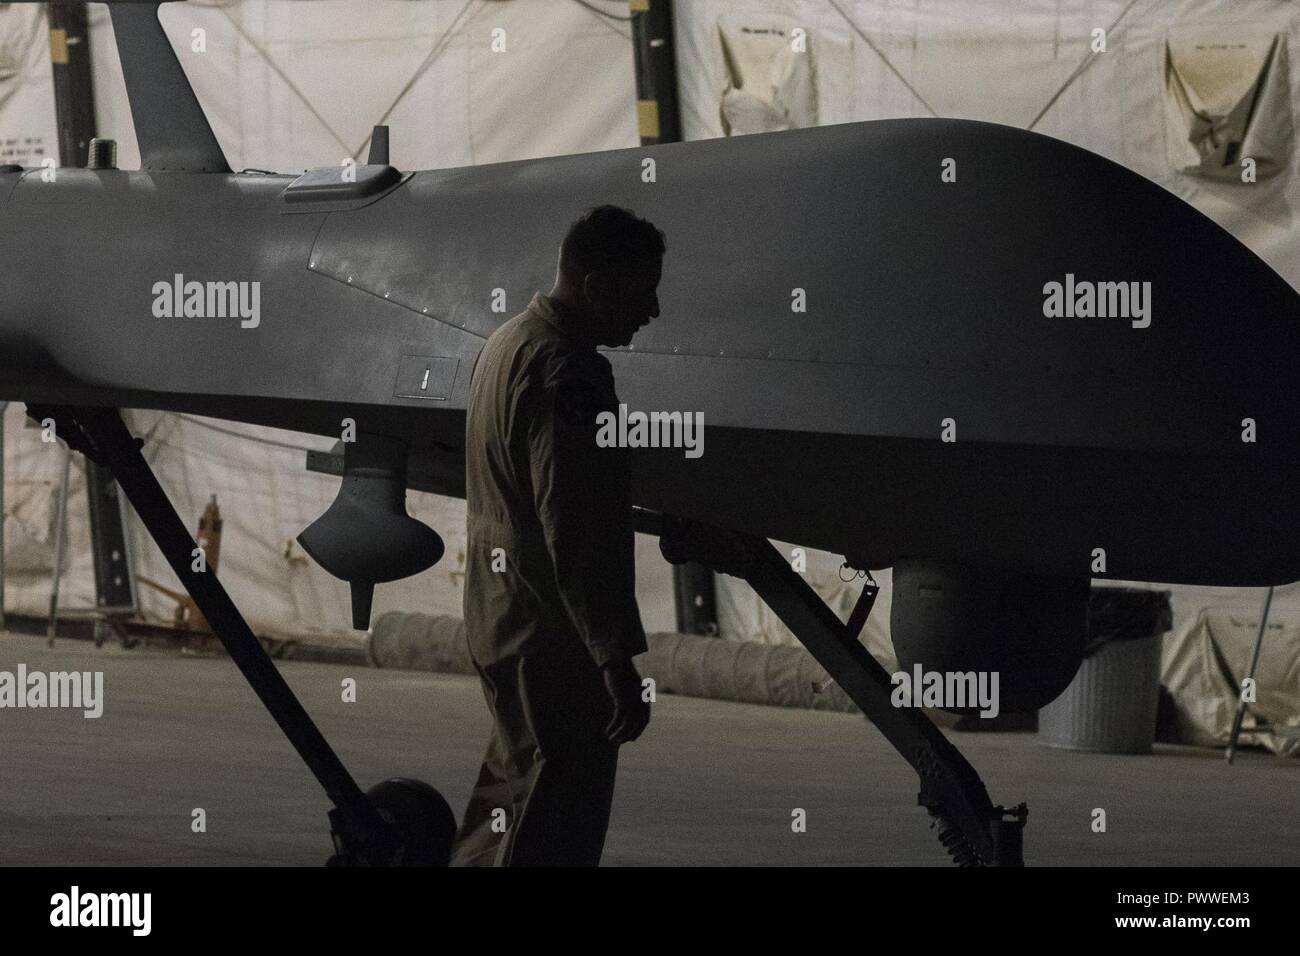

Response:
(527, 292), (599, 349)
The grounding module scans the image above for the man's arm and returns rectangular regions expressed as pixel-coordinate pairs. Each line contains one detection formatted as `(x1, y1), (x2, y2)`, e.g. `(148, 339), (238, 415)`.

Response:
(525, 349), (638, 669)
(525, 349), (650, 743)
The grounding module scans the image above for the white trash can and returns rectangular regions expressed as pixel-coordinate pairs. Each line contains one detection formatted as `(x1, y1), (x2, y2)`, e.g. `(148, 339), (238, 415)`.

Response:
(1039, 588), (1171, 754)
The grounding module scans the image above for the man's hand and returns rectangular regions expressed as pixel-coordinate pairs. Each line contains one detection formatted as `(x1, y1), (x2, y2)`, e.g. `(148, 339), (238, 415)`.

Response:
(601, 658), (650, 745)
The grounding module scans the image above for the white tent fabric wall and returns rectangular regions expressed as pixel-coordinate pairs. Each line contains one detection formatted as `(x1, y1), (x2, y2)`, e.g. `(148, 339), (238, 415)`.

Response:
(1163, 600), (1300, 754)
(0, 4), (56, 167)
(2, 406), (94, 614)
(715, 541), (897, 665)
(90, 0), (641, 172)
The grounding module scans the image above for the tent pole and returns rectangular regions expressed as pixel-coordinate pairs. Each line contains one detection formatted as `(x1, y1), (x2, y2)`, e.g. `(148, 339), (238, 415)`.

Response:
(46, 441), (73, 645)
(1226, 585), (1274, 764)
(0, 402), (6, 631)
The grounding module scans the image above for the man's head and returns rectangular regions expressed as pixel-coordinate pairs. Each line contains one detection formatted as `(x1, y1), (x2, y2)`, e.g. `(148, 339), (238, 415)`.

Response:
(551, 205), (665, 347)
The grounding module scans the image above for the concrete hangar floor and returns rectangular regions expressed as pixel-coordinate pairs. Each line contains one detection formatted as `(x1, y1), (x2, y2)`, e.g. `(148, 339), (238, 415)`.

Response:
(2, 632), (1296, 866)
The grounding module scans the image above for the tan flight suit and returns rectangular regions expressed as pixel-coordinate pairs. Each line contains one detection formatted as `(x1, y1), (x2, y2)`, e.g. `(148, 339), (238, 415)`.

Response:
(451, 291), (647, 867)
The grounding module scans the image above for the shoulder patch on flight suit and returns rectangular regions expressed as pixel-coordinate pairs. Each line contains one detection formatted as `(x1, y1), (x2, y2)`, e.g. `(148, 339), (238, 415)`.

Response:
(554, 377), (602, 429)
(540, 348), (612, 445)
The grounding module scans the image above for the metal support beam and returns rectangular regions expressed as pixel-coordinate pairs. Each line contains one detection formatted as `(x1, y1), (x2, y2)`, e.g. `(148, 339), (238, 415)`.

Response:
(630, 0), (682, 146)
(48, 3), (137, 631)
(631, 3), (712, 631)
(47, 2), (96, 168)
(0, 403), (7, 631)
(672, 560), (717, 635)
(85, 458), (138, 615)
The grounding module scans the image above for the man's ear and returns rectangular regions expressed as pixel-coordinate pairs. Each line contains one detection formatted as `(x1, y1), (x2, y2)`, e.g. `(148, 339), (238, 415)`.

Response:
(582, 271), (615, 305)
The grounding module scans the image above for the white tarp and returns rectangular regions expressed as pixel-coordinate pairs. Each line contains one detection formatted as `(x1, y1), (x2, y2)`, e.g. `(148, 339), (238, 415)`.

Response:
(1164, 30), (1293, 180)
(717, 12), (819, 134)
(1162, 600), (1300, 754)
(0, 4), (56, 166)
(96, 0), (639, 173)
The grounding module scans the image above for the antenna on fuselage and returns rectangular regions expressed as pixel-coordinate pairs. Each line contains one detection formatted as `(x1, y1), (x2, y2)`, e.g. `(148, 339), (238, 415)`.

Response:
(366, 126), (390, 166)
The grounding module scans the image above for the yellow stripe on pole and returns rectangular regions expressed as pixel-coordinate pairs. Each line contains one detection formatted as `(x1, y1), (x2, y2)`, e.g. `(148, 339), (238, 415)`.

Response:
(637, 99), (660, 139)
(49, 28), (69, 65)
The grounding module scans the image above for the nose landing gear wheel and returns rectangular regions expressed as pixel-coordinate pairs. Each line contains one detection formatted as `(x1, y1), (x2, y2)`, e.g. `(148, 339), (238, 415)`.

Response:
(328, 778), (457, 866)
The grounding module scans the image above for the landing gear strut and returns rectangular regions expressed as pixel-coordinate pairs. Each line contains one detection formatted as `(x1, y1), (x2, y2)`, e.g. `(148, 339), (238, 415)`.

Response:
(29, 405), (454, 866)
(644, 510), (1028, 866)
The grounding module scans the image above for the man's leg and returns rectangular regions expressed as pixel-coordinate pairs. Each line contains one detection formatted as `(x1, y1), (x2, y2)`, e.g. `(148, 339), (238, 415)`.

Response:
(449, 665), (521, 867)
(498, 653), (620, 867)
(449, 732), (515, 866)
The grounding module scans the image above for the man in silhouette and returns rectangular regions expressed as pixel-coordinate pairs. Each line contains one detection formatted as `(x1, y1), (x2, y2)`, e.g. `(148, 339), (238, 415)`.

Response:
(451, 205), (664, 866)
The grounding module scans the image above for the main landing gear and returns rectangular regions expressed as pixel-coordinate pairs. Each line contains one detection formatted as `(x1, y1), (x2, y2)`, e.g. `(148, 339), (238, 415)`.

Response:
(643, 510), (1028, 866)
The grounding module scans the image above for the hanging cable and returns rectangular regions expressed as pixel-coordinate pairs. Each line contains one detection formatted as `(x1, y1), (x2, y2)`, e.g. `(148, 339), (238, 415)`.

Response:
(1027, 0), (1147, 131)
(827, 0), (939, 117)
(570, 0), (634, 24)
(215, 5), (353, 158)
(357, 0), (479, 160)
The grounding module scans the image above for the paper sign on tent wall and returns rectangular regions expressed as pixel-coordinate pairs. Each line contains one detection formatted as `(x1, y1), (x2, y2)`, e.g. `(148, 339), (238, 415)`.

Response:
(717, 13), (817, 136)
(1164, 32), (1293, 181)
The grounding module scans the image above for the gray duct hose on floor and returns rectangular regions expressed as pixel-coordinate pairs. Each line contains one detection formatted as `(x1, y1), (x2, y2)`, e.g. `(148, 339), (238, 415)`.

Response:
(369, 612), (858, 714)
(369, 612), (475, 674)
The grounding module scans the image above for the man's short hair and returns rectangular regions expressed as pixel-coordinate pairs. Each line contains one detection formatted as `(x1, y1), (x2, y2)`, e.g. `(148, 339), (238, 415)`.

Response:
(560, 205), (666, 278)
